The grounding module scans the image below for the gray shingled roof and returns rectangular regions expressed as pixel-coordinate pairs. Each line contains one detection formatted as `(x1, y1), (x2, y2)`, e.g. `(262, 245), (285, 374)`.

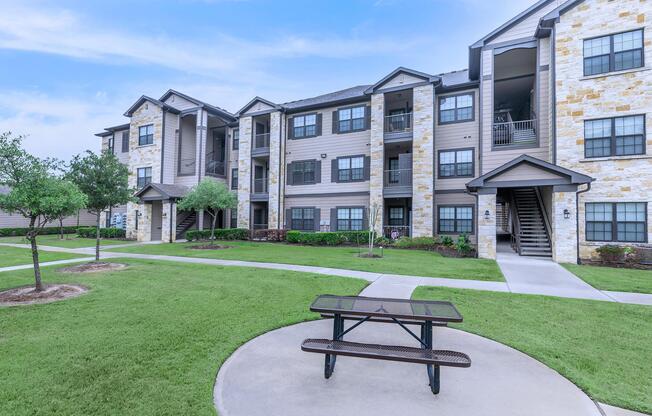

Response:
(438, 69), (473, 87)
(134, 183), (189, 199)
(282, 85), (371, 110)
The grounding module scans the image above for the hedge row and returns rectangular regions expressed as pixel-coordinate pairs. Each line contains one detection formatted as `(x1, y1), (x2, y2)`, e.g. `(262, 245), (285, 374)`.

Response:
(286, 230), (371, 246)
(77, 227), (126, 239)
(185, 228), (249, 241)
(0, 226), (79, 237)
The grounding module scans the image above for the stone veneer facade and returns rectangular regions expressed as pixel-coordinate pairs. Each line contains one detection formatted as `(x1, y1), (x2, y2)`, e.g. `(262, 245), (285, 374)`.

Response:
(411, 84), (435, 237)
(369, 93), (385, 235)
(554, 0), (652, 260)
(237, 116), (253, 229)
(267, 111), (282, 229)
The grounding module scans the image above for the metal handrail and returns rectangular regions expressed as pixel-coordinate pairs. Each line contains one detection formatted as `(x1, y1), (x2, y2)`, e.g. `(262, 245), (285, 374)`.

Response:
(254, 133), (270, 149)
(253, 178), (268, 193)
(508, 192), (522, 255)
(383, 169), (412, 187)
(383, 225), (410, 240)
(205, 151), (225, 176)
(384, 113), (412, 133)
(493, 119), (536, 146)
(535, 187), (552, 242)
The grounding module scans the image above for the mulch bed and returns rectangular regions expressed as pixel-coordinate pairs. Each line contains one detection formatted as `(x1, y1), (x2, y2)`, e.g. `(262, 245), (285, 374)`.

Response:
(358, 253), (383, 259)
(0, 284), (87, 307)
(58, 262), (128, 273)
(189, 244), (232, 250)
(579, 259), (652, 270)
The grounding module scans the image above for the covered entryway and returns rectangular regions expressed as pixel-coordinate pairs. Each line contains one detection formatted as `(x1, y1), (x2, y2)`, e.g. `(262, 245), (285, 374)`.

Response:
(467, 155), (593, 263)
(134, 183), (189, 242)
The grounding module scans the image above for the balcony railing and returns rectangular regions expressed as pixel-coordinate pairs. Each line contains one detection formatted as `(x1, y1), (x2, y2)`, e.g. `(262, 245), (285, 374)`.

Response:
(179, 158), (196, 175)
(383, 225), (410, 240)
(383, 169), (412, 188)
(493, 119), (537, 147)
(205, 159), (225, 176)
(384, 113), (412, 134)
(253, 133), (270, 149)
(253, 178), (269, 194)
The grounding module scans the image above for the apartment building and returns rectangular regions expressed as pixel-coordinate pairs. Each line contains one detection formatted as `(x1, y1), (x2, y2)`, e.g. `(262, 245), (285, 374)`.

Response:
(95, 0), (651, 264)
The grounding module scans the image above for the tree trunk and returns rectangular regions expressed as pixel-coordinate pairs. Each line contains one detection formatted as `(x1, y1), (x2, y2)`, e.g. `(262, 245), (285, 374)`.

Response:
(210, 212), (217, 241)
(28, 217), (43, 292)
(59, 218), (64, 239)
(95, 212), (101, 262)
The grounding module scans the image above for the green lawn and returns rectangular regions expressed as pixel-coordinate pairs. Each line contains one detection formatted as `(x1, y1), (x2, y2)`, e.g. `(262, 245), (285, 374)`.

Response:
(108, 241), (504, 281)
(0, 246), (86, 268)
(0, 234), (130, 249)
(563, 263), (652, 294)
(413, 286), (652, 414)
(0, 258), (366, 415)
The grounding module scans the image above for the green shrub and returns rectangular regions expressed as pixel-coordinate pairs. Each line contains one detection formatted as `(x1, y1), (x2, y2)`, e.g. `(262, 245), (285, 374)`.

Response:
(0, 226), (79, 237)
(335, 231), (369, 244)
(77, 227), (126, 239)
(440, 235), (454, 247)
(185, 228), (249, 241)
(393, 236), (437, 250)
(455, 234), (473, 255)
(251, 229), (287, 241)
(596, 244), (626, 263)
(285, 231), (345, 246)
(374, 236), (392, 247)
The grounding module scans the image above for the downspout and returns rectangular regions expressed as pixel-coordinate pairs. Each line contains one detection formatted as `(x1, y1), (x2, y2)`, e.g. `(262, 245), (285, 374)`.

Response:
(160, 109), (166, 183)
(575, 182), (591, 264)
(551, 25), (557, 164)
(169, 199), (174, 243)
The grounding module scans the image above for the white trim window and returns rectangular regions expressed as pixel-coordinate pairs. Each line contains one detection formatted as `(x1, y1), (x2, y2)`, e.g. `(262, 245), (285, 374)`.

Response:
(338, 156), (364, 182)
(293, 114), (317, 138)
(337, 208), (364, 231)
(137, 167), (152, 188)
(439, 94), (473, 123)
(138, 125), (154, 146)
(338, 106), (365, 132)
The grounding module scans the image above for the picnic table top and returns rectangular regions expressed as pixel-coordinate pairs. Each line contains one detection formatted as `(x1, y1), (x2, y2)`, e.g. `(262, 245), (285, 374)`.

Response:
(310, 295), (463, 323)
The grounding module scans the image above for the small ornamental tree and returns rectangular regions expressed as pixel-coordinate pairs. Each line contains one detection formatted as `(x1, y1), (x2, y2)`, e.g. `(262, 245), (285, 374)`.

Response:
(0, 133), (87, 291)
(178, 179), (237, 240)
(367, 203), (381, 256)
(68, 150), (132, 261)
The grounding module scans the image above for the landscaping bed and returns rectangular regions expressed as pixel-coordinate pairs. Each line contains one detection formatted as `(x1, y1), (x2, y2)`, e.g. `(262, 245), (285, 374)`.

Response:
(58, 262), (127, 273)
(0, 284), (87, 306)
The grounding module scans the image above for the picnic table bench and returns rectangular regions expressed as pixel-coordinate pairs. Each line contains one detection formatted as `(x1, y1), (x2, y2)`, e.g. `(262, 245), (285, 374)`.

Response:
(301, 295), (471, 394)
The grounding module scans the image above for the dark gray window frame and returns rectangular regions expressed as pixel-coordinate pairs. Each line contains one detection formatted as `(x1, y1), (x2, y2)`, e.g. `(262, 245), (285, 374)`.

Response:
(334, 154), (369, 183)
(438, 92), (475, 125)
(231, 168), (238, 190)
(291, 112), (320, 139)
(334, 205), (366, 231)
(232, 128), (239, 150)
(230, 208), (237, 228)
(288, 159), (319, 185)
(585, 202), (648, 243)
(335, 104), (370, 134)
(583, 28), (645, 77)
(584, 114), (646, 158)
(437, 148), (475, 179)
(136, 167), (152, 189)
(107, 135), (115, 154)
(437, 204), (475, 235)
(290, 207), (316, 231)
(138, 124), (154, 146)
(121, 131), (129, 153)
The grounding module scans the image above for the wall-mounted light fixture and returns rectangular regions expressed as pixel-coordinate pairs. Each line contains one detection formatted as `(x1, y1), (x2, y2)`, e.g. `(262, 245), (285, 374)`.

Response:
(563, 209), (570, 219)
(321, 153), (327, 159)
(484, 210), (491, 220)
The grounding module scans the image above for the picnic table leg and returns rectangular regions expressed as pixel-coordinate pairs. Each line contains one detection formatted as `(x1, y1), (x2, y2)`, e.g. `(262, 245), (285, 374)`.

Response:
(423, 321), (440, 394)
(324, 313), (342, 379)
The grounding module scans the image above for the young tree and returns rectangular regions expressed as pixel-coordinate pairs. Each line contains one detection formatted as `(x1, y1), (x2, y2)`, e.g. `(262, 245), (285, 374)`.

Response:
(68, 150), (132, 261)
(178, 179), (237, 240)
(0, 133), (87, 291)
(367, 203), (381, 256)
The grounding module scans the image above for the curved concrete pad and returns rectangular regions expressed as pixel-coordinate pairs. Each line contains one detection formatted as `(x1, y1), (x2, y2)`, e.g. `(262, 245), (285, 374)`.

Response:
(215, 319), (600, 416)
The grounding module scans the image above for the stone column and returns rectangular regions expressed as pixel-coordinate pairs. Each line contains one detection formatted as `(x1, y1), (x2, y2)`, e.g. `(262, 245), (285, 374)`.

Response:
(369, 93), (385, 236)
(551, 187), (578, 263)
(237, 116), (253, 229)
(161, 200), (177, 243)
(126, 201), (139, 240)
(411, 84), (435, 237)
(137, 202), (152, 242)
(268, 111), (282, 229)
(477, 189), (497, 259)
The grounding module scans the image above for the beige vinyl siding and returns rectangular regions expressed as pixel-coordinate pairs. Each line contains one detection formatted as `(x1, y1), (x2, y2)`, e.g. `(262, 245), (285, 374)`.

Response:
(285, 103), (371, 196)
(243, 101), (275, 115)
(163, 94), (196, 111)
(175, 115), (197, 181)
(434, 88), (480, 191)
(487, 163), (562, 182)
(284, 194), (369, 230)
(378, 73), (426, 90)
(434, 192), (477, 243)
(162, 112), (178, 184)
(0, 209), (96, 228)
(486, 1), (563, 45)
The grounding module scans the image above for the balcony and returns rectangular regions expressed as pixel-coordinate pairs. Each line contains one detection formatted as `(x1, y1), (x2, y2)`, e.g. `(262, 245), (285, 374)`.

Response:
(383, 225), (410, 240)
(384, 113), (413, 142)
(178, 158), (196, 176)
(251, 133), (270, 157)
(251, 177), (269, 201)
(492, 119), (537, 147)
(383, 169), (412, 197)
(205, 151), (225, 176)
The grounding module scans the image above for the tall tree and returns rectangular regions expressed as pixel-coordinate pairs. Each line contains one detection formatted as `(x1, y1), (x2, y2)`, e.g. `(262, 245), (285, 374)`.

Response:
(177, 179), (237, 240)
(68, 150), (132, 261)
(0, 133), (87, 291)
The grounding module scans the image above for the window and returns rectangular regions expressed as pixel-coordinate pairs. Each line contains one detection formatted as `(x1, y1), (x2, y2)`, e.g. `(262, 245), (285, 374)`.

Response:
(439, 94), (473, 124)
(138, 125), (154, 146)
(439, 206), (473, 234)
(584, 29), (643, 76)
(291, 160), (316, 185)
(337, 208), (364, 231)
(107, 136), (115, 154)
(121, 131), (129, 153)
(291, 208), (315, 231)
(232, 129), (239, 150)
(338, 106), (366, 133)
(586, 202), (647, 242)
(230, 209), (237, 228)
(388, 207), (404, 226)
(585, 115), (645, 158)
(338, 156), (364, 182)
(439, 149), (474, 177)
(231, 168), (238, 190)
(136, 167), (152, 188)
(293, 114), (317, 138)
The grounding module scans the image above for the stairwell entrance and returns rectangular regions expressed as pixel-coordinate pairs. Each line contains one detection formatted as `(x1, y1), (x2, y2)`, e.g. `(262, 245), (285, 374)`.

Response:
(497, 187), (552, 257)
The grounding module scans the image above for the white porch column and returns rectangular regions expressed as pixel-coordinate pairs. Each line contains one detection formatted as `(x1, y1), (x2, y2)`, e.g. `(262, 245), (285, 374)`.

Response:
(551, 186), (578, 263)
(369, 93), (385, 236)
(477, 189), (497, 259)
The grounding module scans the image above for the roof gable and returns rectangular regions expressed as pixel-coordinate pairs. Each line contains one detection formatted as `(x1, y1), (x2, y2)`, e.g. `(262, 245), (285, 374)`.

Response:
(236, 96), (282, 116)
(365, 67), (438, 94)
(124, 96), (180, 117)
(134, 183), (189, 200)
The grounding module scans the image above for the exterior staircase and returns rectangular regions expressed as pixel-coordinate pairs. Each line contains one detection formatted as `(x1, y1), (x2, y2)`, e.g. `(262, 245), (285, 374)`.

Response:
(513, 188), (552, 257)
(176, 211), (197, 240)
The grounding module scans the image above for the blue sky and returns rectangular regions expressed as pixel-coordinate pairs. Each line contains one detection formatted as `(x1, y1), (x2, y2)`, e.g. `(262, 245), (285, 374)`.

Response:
(0, 0), (533, 160)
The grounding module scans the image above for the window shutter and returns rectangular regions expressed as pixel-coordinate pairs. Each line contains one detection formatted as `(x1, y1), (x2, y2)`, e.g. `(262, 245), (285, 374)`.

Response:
(362, 207), (368, 230)
(315, 160), (322, 183)
(330, 208), (337, 231)
(314, 208), (321, 231)
(315, 113), (322, 136)
(286, 163), (294, 185)
(364, 105), (371, 130)
(285, 209), (292, 229)
(122, 131), (129, 152)
(287, 118), (294, 140)
(363, 156), (371, 180)
(331, 159), (338, 183)
(332, 111), (339, 134)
